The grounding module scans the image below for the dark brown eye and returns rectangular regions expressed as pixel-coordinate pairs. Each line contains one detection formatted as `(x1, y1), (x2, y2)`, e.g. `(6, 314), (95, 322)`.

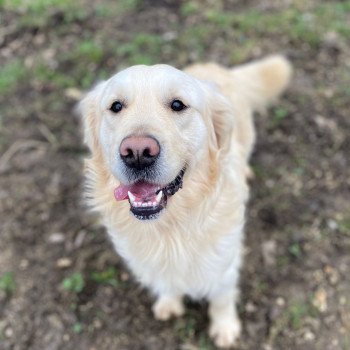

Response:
(110, 101), (123, 113)
(171, 99), (187, 112)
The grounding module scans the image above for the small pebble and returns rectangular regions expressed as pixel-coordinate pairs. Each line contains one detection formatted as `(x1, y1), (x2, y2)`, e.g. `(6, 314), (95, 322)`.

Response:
(313, 288), (327, 313)
(56, 258), (72, 268)
(327, 219), (338, 231)
(245, 301), (257, 313)
(304, 330), (315, 341)
(5, 327), (13, 338)
(48, 233), (65, 244)
(276, 297), (286, 307)
(120, 272), (129, 282)
(19, 259), (29, 269)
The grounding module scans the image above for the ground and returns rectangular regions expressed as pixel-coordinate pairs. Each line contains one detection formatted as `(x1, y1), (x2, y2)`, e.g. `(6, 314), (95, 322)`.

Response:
(0, 0), (349, 349)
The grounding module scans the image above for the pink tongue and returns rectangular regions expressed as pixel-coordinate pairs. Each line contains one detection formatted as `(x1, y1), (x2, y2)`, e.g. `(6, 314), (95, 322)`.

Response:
(114, 182), (159, 201)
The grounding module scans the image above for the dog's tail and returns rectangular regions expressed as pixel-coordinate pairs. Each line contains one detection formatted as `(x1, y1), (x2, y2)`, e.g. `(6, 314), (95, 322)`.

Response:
(230, 55), (292, 112)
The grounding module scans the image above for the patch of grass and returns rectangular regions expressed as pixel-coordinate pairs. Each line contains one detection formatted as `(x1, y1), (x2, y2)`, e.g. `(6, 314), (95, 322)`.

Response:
(0, 61), (26, 94)
(205, 9), (232, 29)
(250, 164), (267, 180)
(276, 255), (290, 269)
(229, 40), (257, 64)
(2, 0), (72, 12)
(2, 0), (88, 27)
(33, 63), (76, 88)
(198, 334), (214, 349)
(115, 33), (164, 65)
(94, 0), (140, 18)
(74, 40), (104, 64)
(175, 316), (196, 341)
(339, 216), (350, 236)
(62, 272), (85, 293)
(270, 298), (317, 343)
(72, 322), (83, 334)
(0, 272), (16, 295)
(256, 280), (268, 294)
(269, 106), (289, 129)
(288, 301), (311, 329)
(292, 157), (306, 176)
(273, 106), (289, 122)
(178, 3), (350, 51)
(291, 296), (318, 330)
(179, 25), (209, 60)
(180, 1), (199, 17)
(288, 242), (302, 258)
(91, 266), (119, 287)
(314, 3), (350, 38)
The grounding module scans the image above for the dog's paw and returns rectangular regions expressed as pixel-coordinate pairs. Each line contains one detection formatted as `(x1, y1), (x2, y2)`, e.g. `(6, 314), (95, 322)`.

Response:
(209, 318), (241, 349)
(152, 296), (184, 321)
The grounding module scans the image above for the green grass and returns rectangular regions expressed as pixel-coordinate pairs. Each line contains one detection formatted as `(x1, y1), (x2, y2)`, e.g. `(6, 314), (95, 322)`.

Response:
(0, 61), (26, 94)
(0, 272), (16, 295)
(1, 0), (89, 27)
(180, 1), (199, 17)
(288, 299), (318, 330)
(288, 242), (302, 258)
(268, 106), (289, 129)
(1, 0), (72, 11)
(72, 322), (83, 334)
(91, 266), (119, 287)
(114, 33), (164, 65)
(93, 0), (141, 18)
(62, 272), (85, 293)
(73, 40), (104, 64)
(288, 302), (308, 329)
(269, 298), (318, 343)
(339, 216), (350, 236)
(180, 3), (350, 51)
(33, 64), (76, 89)
(175, 316), (196, 341)
(198, 334), (215, 350)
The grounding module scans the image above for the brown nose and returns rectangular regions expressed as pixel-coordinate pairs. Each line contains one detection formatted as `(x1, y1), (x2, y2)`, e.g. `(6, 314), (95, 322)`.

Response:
(119, 136), (160, 170)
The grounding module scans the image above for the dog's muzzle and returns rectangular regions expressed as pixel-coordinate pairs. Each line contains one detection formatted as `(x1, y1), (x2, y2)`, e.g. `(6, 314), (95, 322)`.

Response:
(114, 167), (186, 220)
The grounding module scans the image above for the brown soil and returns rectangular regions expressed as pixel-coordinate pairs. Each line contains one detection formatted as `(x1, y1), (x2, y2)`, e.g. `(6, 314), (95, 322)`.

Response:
(1, 1), (349, 349)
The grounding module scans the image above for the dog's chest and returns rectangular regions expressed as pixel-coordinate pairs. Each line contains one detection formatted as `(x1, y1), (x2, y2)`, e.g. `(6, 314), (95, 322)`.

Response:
(109, 222), (243, 297)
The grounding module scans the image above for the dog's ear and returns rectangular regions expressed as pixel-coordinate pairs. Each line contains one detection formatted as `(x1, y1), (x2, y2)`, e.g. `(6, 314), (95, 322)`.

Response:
(203, 83), (234, 156)
(76, 81), (106, 152)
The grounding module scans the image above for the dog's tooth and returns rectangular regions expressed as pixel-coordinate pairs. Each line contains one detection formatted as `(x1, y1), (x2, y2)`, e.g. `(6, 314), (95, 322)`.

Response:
(127, 191), (136, 204)
(152, 202), (157, 206)
(155, 191), (163, 203)
(142, 203), (147, 207)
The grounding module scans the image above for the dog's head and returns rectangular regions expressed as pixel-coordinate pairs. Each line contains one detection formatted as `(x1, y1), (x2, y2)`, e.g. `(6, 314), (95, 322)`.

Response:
(79, 65), (234, 220)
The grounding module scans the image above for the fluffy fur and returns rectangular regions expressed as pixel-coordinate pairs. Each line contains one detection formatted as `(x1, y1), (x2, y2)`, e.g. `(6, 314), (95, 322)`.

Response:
(79, 55), (292, 348)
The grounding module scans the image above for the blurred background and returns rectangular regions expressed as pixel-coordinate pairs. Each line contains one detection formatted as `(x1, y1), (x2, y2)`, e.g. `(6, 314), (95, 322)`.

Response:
(0, 0), (349, 349)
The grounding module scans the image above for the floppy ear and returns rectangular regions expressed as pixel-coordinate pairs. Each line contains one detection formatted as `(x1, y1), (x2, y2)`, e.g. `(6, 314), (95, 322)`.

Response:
(76, 81), (106, 152)
(203, 83), (234, 156)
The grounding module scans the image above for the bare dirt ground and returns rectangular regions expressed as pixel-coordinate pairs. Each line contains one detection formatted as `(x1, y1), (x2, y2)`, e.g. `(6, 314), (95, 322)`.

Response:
(0, 1), (349, 349)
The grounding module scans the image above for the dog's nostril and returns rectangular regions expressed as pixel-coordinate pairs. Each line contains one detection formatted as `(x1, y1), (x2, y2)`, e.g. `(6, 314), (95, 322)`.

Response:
(143, 148), (151, 158)
(125, 148), (134, 158)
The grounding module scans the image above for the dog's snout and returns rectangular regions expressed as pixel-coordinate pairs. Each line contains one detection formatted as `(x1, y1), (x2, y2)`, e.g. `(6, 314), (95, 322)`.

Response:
(119, 136), (160, 170)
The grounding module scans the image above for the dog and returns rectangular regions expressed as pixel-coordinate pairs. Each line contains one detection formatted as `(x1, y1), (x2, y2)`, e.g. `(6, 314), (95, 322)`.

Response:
(78, 55), (292, 348)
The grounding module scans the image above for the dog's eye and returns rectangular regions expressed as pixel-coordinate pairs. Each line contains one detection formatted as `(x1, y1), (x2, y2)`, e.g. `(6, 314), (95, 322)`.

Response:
(110, 101), (123, 113)
(171, 99), (187, 112)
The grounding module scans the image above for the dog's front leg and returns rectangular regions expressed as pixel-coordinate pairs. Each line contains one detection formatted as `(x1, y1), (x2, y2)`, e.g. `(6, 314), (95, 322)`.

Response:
(208, 290), (241, 348)
(152, 294), (184, 321)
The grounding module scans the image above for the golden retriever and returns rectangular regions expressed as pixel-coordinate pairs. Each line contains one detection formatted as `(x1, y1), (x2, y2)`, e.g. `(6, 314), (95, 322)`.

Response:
(79, 55), (292, 348)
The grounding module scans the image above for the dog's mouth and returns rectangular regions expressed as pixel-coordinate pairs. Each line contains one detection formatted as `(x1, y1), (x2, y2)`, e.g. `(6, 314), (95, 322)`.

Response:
(114, 168), (186, 220)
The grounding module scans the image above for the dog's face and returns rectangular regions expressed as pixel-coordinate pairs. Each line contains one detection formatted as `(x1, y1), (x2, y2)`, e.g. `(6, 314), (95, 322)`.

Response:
(80, 65), (233, 220)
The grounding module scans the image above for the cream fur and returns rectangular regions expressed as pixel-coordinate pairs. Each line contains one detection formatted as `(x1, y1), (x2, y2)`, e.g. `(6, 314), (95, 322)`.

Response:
(79, 55), (292, 348)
